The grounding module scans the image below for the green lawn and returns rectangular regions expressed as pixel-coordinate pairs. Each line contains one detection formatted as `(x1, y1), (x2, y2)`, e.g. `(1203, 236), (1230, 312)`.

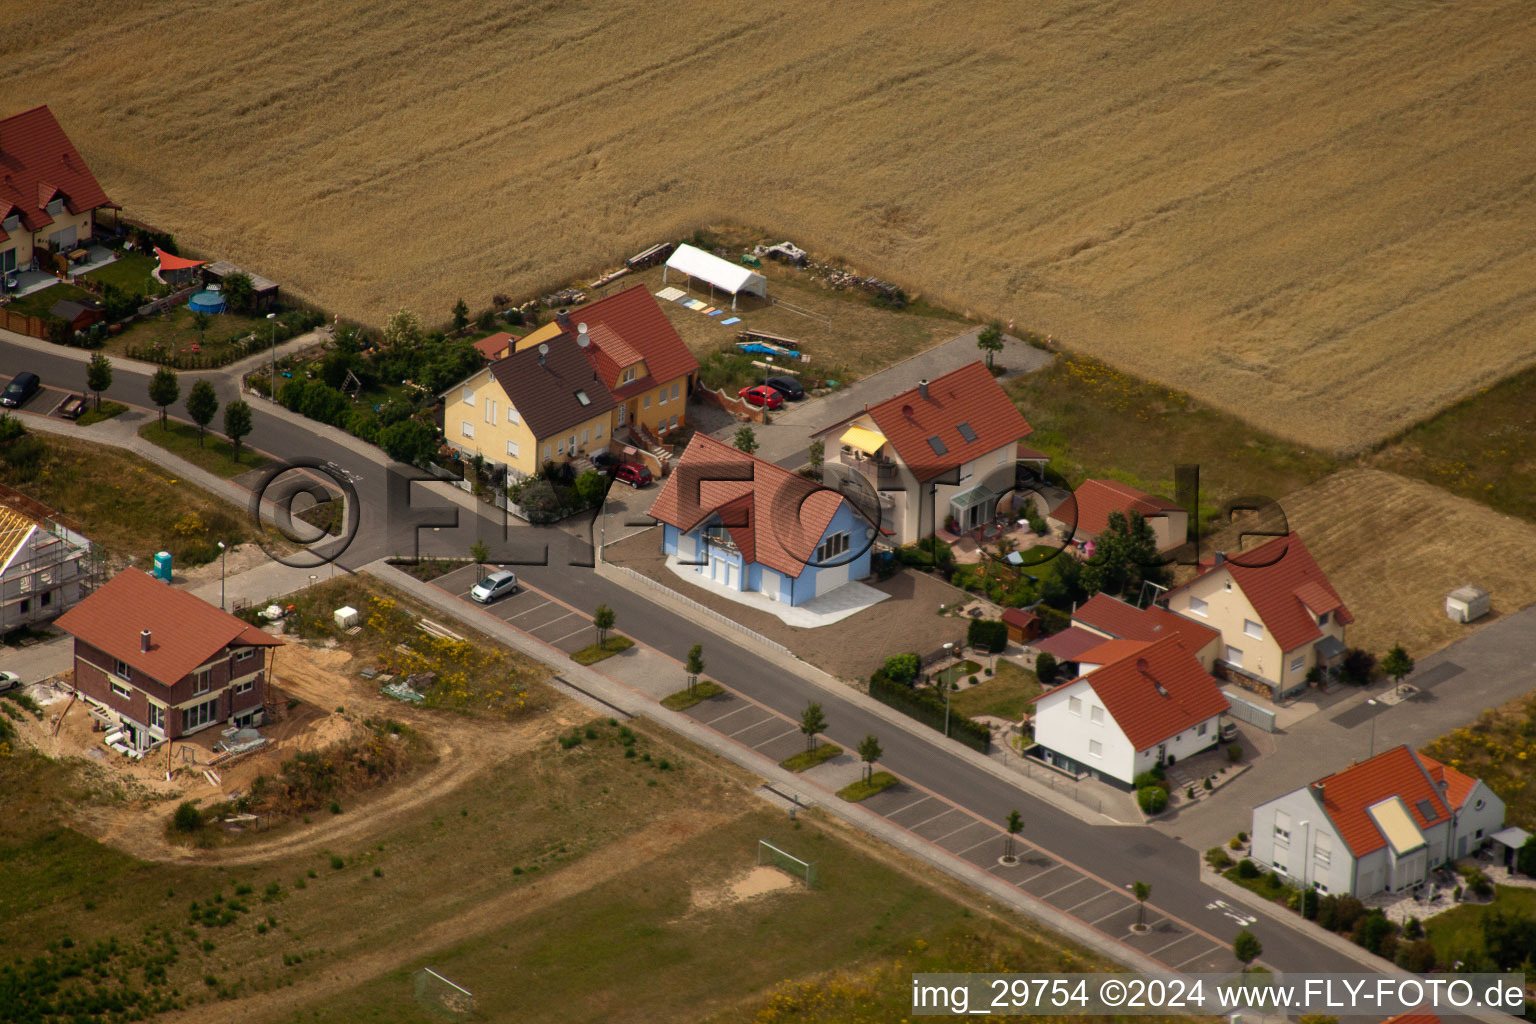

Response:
(780, 743), (842, 772)
(75, 400), (127, 426)
(571, 635), (635, 665)
(838, 771), (898, 802)
(1006, 354), (1340, 530)
(1424, 885), (1536, 964)
(660, 680), (725, 711)
(949, 661), (1041, 720)
(116, 305), (278, 364)
(138, 420), (269, 479)
(79, 252), (158, 295)
(4, 280), (94, 319)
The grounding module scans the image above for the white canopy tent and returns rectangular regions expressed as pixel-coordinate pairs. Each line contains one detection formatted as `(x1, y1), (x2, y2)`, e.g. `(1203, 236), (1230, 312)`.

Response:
(662, 243), (768, 309)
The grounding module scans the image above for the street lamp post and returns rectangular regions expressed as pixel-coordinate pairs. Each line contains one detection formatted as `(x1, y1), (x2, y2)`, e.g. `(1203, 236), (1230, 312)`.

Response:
(942, 641), (955, 737)
(267, 312), (278, 395)
(217, 541), (226, 610)
(1299, 819), (1310, 890)
(1367, 699), (1380, 758)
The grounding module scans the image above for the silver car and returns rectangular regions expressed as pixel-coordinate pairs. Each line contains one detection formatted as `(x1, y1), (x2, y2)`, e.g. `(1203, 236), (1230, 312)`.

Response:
(0, 671), (21, 693)
(470, 570), (518, 603)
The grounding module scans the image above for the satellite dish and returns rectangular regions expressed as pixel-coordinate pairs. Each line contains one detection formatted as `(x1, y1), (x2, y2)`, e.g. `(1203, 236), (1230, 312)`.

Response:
(577, 322), (588, 333)
(538, 343), (549, 355)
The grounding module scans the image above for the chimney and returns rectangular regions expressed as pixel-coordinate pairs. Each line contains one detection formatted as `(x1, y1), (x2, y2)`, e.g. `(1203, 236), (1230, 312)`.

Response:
(537, 343), (549, 366)
(140, 629), (151, 653)
(556, 309), (570, 329)
(1213, 550), (1227, 566)
(918, 378), (929, 398)
(576, 322), (590, 348)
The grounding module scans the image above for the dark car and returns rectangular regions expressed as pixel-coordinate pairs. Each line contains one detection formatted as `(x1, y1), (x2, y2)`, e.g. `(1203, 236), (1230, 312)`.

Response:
(613, 462), (653, 488)
(1, 372), (40, 408)
(590, 451), (619, 473)
(763, 375), (805, 401)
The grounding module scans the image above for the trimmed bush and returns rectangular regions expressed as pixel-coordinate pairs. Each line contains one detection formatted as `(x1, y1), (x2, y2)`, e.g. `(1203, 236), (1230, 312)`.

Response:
(1234, 859), (1260, 880)
(173, 802), (203, 833)
(1136, 786), (1168, 814)
(1227, 742), (1244, 762)
(966, 618), (1008, 654)
(1205, 847), (1233, 870)
(868, 672), (990, 753)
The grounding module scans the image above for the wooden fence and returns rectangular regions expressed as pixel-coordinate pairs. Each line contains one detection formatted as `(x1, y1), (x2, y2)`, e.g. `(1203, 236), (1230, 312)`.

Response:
(0, 307), (48, 339)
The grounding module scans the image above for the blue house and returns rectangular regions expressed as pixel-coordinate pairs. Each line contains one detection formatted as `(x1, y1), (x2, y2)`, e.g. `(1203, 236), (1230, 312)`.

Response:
(648, 434), (874, 606)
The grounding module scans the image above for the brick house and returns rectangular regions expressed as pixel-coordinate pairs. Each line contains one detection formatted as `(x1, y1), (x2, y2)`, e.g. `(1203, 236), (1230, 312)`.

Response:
(54, 569), (282, 755)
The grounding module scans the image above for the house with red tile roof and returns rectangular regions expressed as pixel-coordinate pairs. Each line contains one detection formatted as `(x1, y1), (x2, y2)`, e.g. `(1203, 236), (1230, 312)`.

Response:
(1031, 634), (1229, 786)
(810, 361), (1034, 545)
(440, 286), (699, 479)
(54, 569), (282, 756)
(1072, 593), (1222, 671)
(1048, 478), (1187, 552)
(1163, 532), (1353, 700)
(0, 105), (113, 280)
(1249, 745), (1503, 897)
(471, 331), (515, 361)
(647, 433), (874, 607)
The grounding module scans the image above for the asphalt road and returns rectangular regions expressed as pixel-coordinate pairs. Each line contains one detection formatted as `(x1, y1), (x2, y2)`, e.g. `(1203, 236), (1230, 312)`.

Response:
(1, 336), (1365, 974)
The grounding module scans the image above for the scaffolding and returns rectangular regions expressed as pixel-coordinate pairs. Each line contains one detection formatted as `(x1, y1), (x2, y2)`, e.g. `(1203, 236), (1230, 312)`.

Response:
(0, 500), (100, 634)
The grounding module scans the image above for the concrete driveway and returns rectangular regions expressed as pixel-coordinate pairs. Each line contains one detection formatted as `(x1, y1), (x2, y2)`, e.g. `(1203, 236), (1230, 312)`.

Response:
(711, 326), (1053, 466)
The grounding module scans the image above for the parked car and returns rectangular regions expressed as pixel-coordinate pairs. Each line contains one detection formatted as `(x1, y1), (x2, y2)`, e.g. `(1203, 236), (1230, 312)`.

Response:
(0, 671), (21, 693)
(762, 375), (805, 401)
(590, 451), (619, 473)
(1220, 721), (1239, 742)
(1, 372), (41, 408)
(613, 462), (653, 488)
(58, 394), (87, 420)
(469, 570), (519, 604)
(738, 384), (784, 410)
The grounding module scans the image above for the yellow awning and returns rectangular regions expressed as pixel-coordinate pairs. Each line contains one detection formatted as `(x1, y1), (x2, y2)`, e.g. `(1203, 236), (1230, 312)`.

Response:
(839, 425), (887, 456)
(1367, 797), (1426, 856)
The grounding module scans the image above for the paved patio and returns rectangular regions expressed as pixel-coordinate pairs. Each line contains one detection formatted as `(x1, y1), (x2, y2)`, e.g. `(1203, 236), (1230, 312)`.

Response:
(3, 268), (60, 298)
(65, 246), (118, 280)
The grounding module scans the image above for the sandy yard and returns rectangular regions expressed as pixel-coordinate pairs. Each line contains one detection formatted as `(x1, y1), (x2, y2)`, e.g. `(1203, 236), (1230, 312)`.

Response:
(687, 865), (799, 915)
(604, 527), (976, 682)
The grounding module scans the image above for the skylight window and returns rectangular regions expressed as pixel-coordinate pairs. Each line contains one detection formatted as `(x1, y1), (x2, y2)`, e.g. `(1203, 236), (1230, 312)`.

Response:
(957, 422), (978, 443)
(927, 436), (948, 456)
(575, 390), (590, 406)
(1415, 799), (1436, 820)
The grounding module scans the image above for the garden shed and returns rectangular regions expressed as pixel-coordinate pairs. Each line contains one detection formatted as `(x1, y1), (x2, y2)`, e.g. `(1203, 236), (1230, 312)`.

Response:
(203, 260), (279, 311)
(49, 298), (104, 332)
(663, 243), (767, 309)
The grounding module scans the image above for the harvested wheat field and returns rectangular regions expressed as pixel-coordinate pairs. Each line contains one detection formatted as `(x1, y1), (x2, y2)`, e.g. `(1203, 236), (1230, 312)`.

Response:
(1204, 468), (1536, 659)
(6, 0), (1536, 451)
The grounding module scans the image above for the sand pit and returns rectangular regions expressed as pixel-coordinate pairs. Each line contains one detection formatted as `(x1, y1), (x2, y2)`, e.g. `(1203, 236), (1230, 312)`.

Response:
(689, 865), (799, 914)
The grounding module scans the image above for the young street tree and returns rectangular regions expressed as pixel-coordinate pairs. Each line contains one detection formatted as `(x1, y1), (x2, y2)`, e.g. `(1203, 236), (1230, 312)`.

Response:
(733, 425), (758, 455)
(1233, 929), (1263, 971)
(593, 603), (615, 647)
(1133, 881), (1151, 929)
(1382, 643), (1414, 697)
(857, 734), (882, 782)
(470, 539), (490, 580)
(186, 379), (219, 445)
(800, 701), (827, 752)
(86, 352), (113, 409)
(192, 310), (211, 345)
(685, 643), (705, 696)
(1004, 809), (1023, 863)
(807, 438), (825, 479)
(223, 399), (253, 461)
(976, 320), (1004, 369)
(148, 366), (180, 427)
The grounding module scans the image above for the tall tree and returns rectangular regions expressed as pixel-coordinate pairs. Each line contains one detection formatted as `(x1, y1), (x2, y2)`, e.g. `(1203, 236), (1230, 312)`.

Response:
(384, 308), (425, 351)
(85, 352), (113, 409)
(857, 734), (882, 782)
(186, 380), (219, 446)
(223, 399), (253, 461)
(976, 320), (1004, 369)
(685, 643), (705, 696)
(1133, 881), (1151, 929)
(593, 603), (615, 646)
(733, 425), (758, 455)
(1381, 643), (1414, 697)
(1081, 509), (1169, 599)
(148, 366), (180, 427)
(221, 272), (255, 314)
(799, 701), (827, 752)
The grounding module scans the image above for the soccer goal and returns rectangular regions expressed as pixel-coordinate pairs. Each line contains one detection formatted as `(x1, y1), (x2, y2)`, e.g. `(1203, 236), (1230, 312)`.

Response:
(414, 966), (475, 1018)
(758, 839), (819, 888)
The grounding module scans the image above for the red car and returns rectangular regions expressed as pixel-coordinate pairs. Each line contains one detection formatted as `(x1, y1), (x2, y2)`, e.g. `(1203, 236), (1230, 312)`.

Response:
(738, 384), (784, 410)
(613, 462), (653, 488)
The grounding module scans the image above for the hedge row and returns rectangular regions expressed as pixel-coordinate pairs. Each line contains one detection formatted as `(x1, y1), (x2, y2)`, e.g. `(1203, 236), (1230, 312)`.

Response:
(868, 672), (990, 754)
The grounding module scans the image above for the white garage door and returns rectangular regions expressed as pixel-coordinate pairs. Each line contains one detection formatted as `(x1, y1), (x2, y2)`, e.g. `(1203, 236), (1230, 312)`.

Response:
(814, 558), (850, 597)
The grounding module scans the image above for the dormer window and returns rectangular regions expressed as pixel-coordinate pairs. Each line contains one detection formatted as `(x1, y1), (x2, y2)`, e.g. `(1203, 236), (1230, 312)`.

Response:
(1318, 611), (1330, 626)
(46, 198), (63, 216)
(1, 213), (17, 232)
(622, 367), (637, 385)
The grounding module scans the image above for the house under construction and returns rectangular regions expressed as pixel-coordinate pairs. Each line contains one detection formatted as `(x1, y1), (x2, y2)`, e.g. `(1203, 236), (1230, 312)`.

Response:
(0, 501), (96, 634)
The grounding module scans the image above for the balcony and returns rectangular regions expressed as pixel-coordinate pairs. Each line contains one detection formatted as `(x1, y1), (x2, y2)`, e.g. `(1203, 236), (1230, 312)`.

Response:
(839, 448), (897, 481)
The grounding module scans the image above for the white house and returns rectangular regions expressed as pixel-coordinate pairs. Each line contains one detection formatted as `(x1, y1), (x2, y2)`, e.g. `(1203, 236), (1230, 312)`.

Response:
(0, 504), (92, 632)
(1250, 745), (1504, 897)
(1032, 634), (1230, 787)
(1164, 532), (1352, 700)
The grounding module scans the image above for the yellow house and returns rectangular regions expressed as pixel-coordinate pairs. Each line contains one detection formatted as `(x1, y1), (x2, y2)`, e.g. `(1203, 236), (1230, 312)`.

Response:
(1164, 532), (1353, 700)
(0, 105), (114, 280)
(442, 285), (700, 477)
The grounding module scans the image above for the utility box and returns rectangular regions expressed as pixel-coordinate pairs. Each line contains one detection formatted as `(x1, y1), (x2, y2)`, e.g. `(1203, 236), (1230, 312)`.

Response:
(333, 606), (359, 630)
(153, 551), (173, 582)
(1446, 585), (1490, 624)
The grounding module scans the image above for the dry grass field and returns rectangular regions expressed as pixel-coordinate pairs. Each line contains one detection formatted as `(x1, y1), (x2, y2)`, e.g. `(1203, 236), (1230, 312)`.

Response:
(5, 0), (1536, 452)
(1200, 468), (1536, 659)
